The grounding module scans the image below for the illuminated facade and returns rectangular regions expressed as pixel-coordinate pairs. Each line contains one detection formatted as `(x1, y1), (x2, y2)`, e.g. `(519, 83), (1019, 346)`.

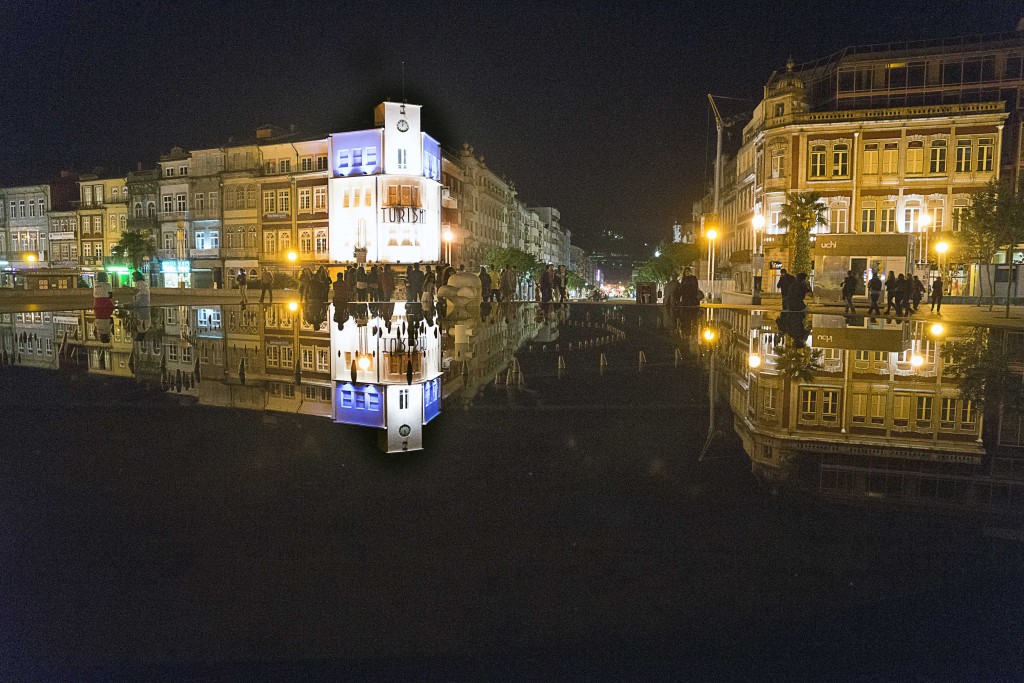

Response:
(0, 184), (50, 274)
(708, 30), (1024, 301)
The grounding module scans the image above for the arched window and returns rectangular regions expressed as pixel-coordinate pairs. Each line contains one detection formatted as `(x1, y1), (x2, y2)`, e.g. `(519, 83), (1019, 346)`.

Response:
(147, 202), (156, 217)
(134, 202), (143, 218)
(120, 215), (127, 231)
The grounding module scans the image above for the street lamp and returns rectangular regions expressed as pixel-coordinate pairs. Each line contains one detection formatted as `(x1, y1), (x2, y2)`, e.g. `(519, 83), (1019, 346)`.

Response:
(286, 250), (298, 262)
(706, 228), (718, 303)
(917, 212), (932, 267)
(175, 219), (187, 288)
(748, 352), (762, 369)
(442, 227), (454, 264)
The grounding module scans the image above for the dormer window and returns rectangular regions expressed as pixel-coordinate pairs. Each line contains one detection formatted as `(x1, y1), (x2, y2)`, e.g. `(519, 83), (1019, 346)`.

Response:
(774, 103), (784, 117)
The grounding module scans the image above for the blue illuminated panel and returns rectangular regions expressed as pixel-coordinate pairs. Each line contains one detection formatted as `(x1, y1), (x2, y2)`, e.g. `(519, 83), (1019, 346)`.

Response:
(423, 377), (441, 424)
(331, 130), (383, 178)
(333, 382), (385, 427)
(422, 134), (441, 182)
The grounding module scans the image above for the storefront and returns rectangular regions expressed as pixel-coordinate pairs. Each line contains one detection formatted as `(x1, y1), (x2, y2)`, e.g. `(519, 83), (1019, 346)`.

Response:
(814, 234), (915, 301)
(161, 260), (191, 288)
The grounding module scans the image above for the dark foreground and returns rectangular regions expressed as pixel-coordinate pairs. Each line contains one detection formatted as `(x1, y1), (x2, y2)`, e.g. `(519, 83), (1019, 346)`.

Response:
(1, 314), (1022, 680)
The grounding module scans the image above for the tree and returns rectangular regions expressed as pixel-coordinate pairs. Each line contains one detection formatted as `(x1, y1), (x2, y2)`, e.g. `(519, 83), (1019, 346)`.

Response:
(961, 180), (1024, 315)
(778, 191), (828, 277)
(661, 241), (702, 273)
(945, 326), (1024, 413)
(565, 270), (586, 292)
(959, 181), (1001, 309)
(111, 229), (157, 270)
(635, 257), (673, 284)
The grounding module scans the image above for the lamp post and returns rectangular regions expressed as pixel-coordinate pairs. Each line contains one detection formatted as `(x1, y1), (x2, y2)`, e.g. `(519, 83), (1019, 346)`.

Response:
(752, 213), (765, 305)
(706, 228), (718, 303)
(442, 227), (454, 264)
(918, 212), (932, 269)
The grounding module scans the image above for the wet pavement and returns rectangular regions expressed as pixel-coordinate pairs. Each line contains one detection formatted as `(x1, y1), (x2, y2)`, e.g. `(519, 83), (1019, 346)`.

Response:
(0, 303), (1022, 679)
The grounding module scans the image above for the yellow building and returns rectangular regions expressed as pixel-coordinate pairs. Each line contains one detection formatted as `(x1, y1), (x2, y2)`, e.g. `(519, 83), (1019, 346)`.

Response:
(76, 176), (128, 279)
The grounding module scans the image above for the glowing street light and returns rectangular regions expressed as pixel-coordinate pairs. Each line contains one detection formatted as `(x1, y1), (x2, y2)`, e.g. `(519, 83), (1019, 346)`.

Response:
(748, 353), (762, 368)
(930, 322), (945, 336)
(357, 354), (371, 371)
(751, 214), (765, 230)
(706, 227), (718, 303)
(25, 254), (37, 263)
(442, 227), (454, 263)
(654, 250), (661, 258)
(918, 213), (932, 230)
(702, 327), (716, 343)
(935, 241), (949, 255)
(286, 250), (298, 262)
(911, 354), (925, 368)
(288, 300), (299, 312)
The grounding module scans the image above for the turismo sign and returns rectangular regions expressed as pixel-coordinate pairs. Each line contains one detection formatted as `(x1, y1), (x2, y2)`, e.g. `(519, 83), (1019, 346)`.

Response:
(380, 207), (427, 224)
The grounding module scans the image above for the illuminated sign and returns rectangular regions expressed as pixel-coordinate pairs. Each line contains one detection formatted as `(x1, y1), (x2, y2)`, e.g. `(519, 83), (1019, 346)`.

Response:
(330, 129), (383, 178)
(49, 232), (76, 240)
(161, 261), (191, 273)
(380, 207), (428, 224)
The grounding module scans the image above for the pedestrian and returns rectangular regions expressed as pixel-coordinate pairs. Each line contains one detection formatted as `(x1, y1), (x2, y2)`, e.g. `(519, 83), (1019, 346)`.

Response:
(236, 267), (248, 304)
(489, 266), (501, 302)
(479, 266), (492, 303)
(558, 265), (570, 302)
(931, 276), (944, 313)
(784, 272), (812, 312)
(354, 264), (368, 301)
(511, 266), (520, 300)
(911, 275), (925, 312)
(380, 264), (395, 301)
(366, 264), (380, 302)
(841, 269), (858, 314)
(895, 273), (909, 316)
(421, 270), (437, 312)
(93, 271), (114, 343)
(884, 270), (898, 314)
(441, 263), (455, 287)
(130, 270), (151, 339)
(679, 267), (703, 307)
(867, 272), (883, 315)
(552, 266), (563, 303)
(406, 263), (424, 302)
(316, 266), (332, 302)
(777, 268), (795, 311)
(664, 273), (680, 316)
(298, 267), (313, 305)
(541, 264), (554, 303)
(332, 272), (351, 329)
(259, 270), (274, 304)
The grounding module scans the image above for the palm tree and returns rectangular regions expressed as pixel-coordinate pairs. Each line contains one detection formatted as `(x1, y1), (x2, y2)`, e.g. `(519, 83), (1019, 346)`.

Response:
(778, 191), (828, 277)
(111, 229), (158, 270)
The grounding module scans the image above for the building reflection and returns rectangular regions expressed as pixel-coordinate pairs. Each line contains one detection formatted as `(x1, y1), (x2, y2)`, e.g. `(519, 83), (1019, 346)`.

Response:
(710, 308), (1021, 515)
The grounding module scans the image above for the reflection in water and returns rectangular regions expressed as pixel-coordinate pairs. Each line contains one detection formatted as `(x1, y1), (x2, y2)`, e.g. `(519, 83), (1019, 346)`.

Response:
(706, 307), (1023, 516)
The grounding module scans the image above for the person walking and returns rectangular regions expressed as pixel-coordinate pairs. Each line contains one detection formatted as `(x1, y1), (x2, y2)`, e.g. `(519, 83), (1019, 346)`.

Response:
(259, 270), (274, 304)
(421, 270), (437, 312)
(366, 264), (380, 302)
(558, 265), (569, 302)
(911, 275), (925, 313)
(479, 266), (492, 303)
(380, 265), (395, 301)
(130, 270), (151, 338)
(884, 270), (898, 314)
(540, 264), (554, 303)
(406, 263), (424, 303)
(663, 273), (680, 317)
(895, 273), (909, 316)
(777, 268), (795, 311)
(931, 276), (944, 314)
(679, 267), (703, 308)
(867, 272), (883, 315)
(784, 272), (812, 312)
(332, 272), (351, 329)
(236, 268), (249, 304)
(841, 269), (858, 314)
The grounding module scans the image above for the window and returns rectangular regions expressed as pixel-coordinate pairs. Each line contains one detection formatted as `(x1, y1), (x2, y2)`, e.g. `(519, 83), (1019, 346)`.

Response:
(399, 389), (409, 409)
(822, 390), (839, 421)
(929, 140), (947, 173)
(266, 345), (280, 367)
(830, 207), (848, 233)
(832, 144), (849, 177)
(299, 188), (311, 210)
(879, 207), (896, 233)
(165, 167), (175, 177)
(83, 242), (92, 258)
(281, 344), (294, 366)
(893, 395), (911, 426)
(852, 393), (868, 423)
(147, 202), (155, 217)
(112, 188), (119, 201)
(862, 144), (878, 175)
(770, 149), (785, 179)
(280, 160), (291, 173)
(930, 207), (944, 232)
(277, 189), (290, 212)
(978, 138), (994, 172)
(906, 141), (924, 174)
(961, 400), (976, 425)
(195, 193), (205, 210)
(264, 231), (276, 254)
(860, 207), (876, 233)
(94, 186), (103, 204)
(940, 397), (956, 427)
(365, 147), (378, 167)
(301, 347), (314, 370)
(313, 186), (326, 210)
(316, 347), (330, 372)
(800, 389), (817, 420)
(181, 345), (192, 364)
(38, 197), (45, 212)
(870, 393), (886, 424)
(316, 155), (328, 171)
(163, 232), (175, 250)
(209, 191), (218, 209)
(28, 199), (36, 217)
(265, 161), (277, 175)
(9, 201), (14, 218)
(176, 194), (186, 212)
(955, 139), (972, 172)
(247, 186), (257, 208)
(916, 396), (933, 426)
(774, 103), (784, 117)
(881, 143), (899, 174)
(134, 202), (143, 218)
(809, 145), (826, 178)
(19, 200), (26, 217)
(904, 207), (920, 233)
(263, 191), (276, 214)
(397, 149), (408, 170)
(299, 229), (312, 254)
(315, 229), (328, 255)
(179, 165), (188, 176)
(952, 203), (968, 231)
(300, 157), (313, 172)
(109, 215), (117, 232)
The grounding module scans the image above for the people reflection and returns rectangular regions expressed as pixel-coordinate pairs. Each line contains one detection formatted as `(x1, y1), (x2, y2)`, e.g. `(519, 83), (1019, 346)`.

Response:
(776, 311), (810, 348)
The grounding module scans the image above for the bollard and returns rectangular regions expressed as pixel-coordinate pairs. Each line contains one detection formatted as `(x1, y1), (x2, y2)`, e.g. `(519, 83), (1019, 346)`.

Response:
(638, 350), (647, 364)
(599, 352), (609, 367)
(557, 355), (566, 370)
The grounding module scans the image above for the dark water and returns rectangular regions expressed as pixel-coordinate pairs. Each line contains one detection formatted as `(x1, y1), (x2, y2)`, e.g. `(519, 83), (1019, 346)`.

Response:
(0, 302), (1022, 679)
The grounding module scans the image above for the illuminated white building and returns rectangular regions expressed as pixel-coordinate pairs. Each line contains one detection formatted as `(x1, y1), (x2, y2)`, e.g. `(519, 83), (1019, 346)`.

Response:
(328, 102), (442, 264)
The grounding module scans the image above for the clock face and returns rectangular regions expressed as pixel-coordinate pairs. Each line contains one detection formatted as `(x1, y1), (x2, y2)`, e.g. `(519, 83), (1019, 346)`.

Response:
(396, 119), (410, 132)
(399, 424), (411, 437)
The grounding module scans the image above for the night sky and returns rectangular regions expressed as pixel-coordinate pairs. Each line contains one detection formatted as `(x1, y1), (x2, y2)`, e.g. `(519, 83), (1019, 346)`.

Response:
(1, 0), (1019, 251)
